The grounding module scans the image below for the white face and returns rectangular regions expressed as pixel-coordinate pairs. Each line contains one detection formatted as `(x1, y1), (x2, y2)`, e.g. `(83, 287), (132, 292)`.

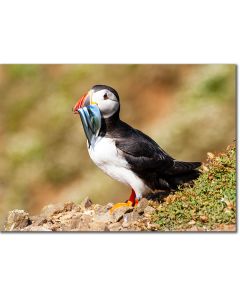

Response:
(91, 89), (120, 118)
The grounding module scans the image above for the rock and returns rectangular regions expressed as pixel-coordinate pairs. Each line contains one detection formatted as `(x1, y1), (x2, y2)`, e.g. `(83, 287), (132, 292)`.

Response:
(77, 214), (93, 230)
(40, 201), (76, 219)
(112, 206), (133, 222)
(188, 220), (196, 225)
(81, 197), (92, 209)
(136, 198), (149, 214)
(59, 213), (93, 231)
(120, 225), (142, 232)
(94, 211), (113, 223)
(62, 215), (80, 230)
(3, 197), (161, 232)
(146, 222), (160, 231)
(89, 222), (109, 231)
(123, 211), (141, 224)
(107, 222), (122, 231)
(94, 204), (109, 214)
(40, 203), (64, 218)
(66, 217), (81, 230)
(186, 226), (200, 232)
(50, 224), (63, 231)
(122, 221), (130, 228)
(80, 214), (93, 222)
(106, 203), (113, 210)
(144, 206), (156, 215)
(200, 215), (208, 222)
(5, 210), (30, 231)
(59, 212), (76, 222)
(22, 225), (52, 232)
(31, 215), (47, 226)
(63, 202), (76, 211)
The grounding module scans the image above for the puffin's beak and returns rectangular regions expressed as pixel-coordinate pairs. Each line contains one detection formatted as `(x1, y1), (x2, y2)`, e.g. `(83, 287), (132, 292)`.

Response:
(73, 92), (89, 114)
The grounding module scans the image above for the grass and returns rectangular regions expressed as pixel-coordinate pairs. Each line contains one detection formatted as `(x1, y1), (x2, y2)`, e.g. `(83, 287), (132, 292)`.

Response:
(154, 143), (236, 231)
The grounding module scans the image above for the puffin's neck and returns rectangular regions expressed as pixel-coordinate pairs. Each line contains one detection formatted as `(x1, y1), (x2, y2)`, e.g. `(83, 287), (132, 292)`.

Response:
(99, 110), (120, 137)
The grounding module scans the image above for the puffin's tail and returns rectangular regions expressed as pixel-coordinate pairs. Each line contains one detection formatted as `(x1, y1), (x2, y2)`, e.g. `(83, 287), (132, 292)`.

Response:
(165, 160), (201, 189)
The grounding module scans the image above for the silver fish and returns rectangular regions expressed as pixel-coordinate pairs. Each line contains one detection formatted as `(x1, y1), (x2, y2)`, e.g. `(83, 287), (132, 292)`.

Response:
(78, 105), (102, 146)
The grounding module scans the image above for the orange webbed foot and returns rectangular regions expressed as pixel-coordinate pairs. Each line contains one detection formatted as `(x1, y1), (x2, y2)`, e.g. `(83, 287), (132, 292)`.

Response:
(109, 189), (138, 214)
(109, 200), (133, 214)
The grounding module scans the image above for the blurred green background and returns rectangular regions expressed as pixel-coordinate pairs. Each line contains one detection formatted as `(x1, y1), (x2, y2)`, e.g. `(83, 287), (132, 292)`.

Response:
(0, 64), (236, 221)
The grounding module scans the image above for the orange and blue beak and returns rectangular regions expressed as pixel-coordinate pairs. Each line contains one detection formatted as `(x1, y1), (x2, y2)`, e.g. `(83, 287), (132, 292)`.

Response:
(73, 91), (96, 113)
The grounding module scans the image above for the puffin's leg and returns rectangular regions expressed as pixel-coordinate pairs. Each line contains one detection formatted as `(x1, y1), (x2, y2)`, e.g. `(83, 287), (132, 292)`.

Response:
(128, 188), (138, 206)
(109, 189), (137, 214)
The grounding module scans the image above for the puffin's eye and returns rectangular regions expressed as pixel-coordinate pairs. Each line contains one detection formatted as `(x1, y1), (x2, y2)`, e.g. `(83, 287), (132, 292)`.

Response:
(103, 93), (108, 100)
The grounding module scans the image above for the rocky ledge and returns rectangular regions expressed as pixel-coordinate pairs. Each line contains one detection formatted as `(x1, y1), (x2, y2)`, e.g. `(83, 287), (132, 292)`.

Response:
(3, 198), (160, 232)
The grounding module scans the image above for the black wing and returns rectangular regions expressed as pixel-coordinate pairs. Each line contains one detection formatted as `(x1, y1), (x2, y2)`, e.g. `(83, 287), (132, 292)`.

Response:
(112, 121), (200, 190)
(114, 121), (174, 173)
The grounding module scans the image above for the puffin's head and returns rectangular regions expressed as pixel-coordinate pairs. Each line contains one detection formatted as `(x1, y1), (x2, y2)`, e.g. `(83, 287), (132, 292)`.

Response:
(73, 85), (120, 118)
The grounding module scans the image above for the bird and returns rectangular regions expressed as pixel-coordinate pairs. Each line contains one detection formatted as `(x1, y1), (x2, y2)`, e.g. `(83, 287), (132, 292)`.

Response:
(73, 84), (201, 212)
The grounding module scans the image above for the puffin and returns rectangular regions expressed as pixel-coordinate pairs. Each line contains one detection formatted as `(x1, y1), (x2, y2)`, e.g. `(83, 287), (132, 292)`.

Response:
(73, 84), (201, 211)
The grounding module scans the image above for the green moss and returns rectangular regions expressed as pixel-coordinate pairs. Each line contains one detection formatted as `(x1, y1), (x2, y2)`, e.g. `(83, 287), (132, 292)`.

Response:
(154, 143), (236, 230)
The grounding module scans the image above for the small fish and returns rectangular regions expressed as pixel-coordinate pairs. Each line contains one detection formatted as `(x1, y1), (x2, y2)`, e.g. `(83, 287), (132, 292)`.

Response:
(78, 105), (102, 146)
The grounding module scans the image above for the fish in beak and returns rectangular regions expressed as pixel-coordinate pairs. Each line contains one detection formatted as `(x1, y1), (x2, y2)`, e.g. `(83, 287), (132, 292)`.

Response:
(73, 91), (101, 146)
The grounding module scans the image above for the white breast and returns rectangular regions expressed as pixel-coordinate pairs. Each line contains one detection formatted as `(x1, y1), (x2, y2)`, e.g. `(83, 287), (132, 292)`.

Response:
(87, 136), (150, 198)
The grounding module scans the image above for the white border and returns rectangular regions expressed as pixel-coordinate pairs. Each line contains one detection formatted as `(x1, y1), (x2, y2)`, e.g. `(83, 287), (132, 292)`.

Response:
(1, 1), (239, 300)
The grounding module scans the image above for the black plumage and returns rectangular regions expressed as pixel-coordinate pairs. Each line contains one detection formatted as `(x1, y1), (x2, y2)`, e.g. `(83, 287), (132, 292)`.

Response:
(100, 113), (201, 191)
